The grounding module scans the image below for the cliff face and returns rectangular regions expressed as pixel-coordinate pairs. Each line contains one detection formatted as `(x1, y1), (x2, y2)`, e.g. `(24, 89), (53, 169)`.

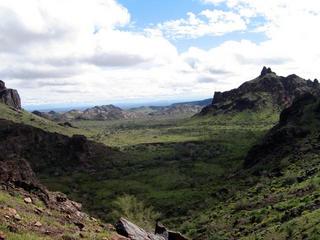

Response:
(199, 67), (320, 115)
(0, 80), (21, 109)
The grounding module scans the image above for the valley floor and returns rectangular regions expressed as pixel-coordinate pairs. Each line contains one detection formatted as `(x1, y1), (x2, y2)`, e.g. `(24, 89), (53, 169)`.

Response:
(39, 111), (280, 239)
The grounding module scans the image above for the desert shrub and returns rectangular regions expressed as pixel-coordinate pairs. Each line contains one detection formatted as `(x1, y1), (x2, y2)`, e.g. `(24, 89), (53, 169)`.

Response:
(112, 194), (160, 231)
(262, 230), (286, 240)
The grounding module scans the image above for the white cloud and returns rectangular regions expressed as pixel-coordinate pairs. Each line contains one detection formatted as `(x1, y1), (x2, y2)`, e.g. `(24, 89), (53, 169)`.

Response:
(158, 10), (247, 39)
(1, 0), (320, 106)
(0, 0), (193, 105)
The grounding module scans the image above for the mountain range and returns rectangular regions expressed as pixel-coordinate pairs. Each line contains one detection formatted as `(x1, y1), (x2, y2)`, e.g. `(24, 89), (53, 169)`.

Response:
(32, 99), (211, 122)
(2, 67), (320, 239)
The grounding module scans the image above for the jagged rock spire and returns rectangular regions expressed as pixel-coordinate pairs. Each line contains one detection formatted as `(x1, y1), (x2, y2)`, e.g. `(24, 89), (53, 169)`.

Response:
(260, 66), (274, 76)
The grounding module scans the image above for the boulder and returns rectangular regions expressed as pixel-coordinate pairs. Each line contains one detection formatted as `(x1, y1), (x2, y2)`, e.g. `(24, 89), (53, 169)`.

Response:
(24, 197), (32, 204)
(155, 222), (189, 240)
(115, 218), (188, 240)
(116, 218), (165, 240)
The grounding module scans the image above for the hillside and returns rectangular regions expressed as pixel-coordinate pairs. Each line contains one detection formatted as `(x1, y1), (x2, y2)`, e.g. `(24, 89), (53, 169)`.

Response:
(0, 101), (91, 139)
(0, 83), (189, 240)
(200, 67), (320, 116)
(0, 156), (116, 240)
(3, 76), (320, 239)
(244, 93), (320, 169)
(188, 93), (320, 239)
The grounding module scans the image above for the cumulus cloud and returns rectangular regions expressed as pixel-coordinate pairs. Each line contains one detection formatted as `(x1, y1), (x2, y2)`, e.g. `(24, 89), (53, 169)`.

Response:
(0, 0), (189, 105)
(0, 0), (320, 106)
(158, 10), (247, 39)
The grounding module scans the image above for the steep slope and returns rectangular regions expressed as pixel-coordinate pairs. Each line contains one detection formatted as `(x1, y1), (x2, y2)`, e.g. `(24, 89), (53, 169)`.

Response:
(188, 94), (320, 239)
(200, 67), (320, 115)
(244, 93), (320, 169)
(0, 102), (92, 137)
(0, 81), (89, 137)
(0, 119), (123, 174)
(0, 146), (120, 239)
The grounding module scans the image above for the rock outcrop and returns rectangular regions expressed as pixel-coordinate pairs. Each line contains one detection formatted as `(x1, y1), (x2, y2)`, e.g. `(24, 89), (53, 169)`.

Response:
(115, 218), (188, 240)
(199, 67), (320, 115)
(0, 80), (21, 109)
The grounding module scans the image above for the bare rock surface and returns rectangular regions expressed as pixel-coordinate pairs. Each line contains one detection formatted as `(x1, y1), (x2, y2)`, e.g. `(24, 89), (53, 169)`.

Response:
(116, 218), (188, 240)
(0, 80), (21, 109)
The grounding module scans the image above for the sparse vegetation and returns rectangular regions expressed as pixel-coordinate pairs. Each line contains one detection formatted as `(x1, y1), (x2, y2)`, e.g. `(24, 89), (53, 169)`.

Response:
(112, 195), (160, 231)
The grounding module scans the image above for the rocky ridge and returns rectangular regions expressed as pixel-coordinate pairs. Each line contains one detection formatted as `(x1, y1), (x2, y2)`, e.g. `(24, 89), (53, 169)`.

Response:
(200, 67), (320, 115)
(0, 118), (121, 173)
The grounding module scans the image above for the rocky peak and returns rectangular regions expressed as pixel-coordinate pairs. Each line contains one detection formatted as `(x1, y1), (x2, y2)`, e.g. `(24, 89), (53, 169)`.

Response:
(199, 68), (320, 116)
(0, 80), (21, 109)
(260, 66), (274, 76)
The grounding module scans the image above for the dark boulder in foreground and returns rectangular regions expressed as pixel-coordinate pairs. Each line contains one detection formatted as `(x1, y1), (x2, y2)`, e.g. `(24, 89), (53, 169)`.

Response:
(116, 218), (165, 240)
(0, 80), (21, 109)
(116, 218), (189, 240)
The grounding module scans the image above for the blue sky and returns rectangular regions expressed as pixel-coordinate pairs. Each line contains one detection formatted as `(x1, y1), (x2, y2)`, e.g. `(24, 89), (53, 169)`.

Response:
(118, 0), (267, 52)
(118, 0), (206, 26)
(1, 0), (320, 108)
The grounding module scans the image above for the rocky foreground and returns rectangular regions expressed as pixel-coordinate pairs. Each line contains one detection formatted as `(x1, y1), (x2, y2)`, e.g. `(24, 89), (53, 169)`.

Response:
(0, 81), (188, 240)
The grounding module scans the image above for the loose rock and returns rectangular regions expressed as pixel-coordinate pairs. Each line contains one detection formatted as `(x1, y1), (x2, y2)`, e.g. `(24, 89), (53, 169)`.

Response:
(24, 197), (32, 204)
(13, 214), (22, 221)
(34, 221), (42, 227)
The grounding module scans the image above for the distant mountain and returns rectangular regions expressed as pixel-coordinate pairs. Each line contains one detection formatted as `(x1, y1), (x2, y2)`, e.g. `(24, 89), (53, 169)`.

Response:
(199, 67), (320, 115)
(33, 99), (210, 122)
(170, 98), (212, 107)
(33, 104), (139, 121)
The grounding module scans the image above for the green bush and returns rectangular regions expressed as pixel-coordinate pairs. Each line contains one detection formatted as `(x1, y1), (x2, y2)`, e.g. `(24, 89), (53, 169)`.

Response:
(112, 194), (161, 231)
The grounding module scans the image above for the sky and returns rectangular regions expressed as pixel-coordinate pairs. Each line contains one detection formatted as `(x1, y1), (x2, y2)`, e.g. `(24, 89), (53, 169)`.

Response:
(0, 0), (320, 108)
